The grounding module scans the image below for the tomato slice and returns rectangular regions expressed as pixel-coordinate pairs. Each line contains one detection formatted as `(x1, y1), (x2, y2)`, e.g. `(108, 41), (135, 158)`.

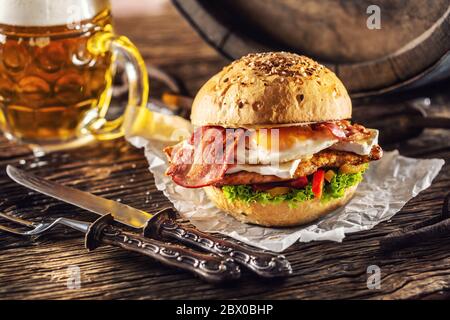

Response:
(290, 176), (308, 188)
(312, 169), (325, 199)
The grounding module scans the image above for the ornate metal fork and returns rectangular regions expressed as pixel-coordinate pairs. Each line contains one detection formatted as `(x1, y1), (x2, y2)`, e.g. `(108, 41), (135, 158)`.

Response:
(0, 212), (241, 283)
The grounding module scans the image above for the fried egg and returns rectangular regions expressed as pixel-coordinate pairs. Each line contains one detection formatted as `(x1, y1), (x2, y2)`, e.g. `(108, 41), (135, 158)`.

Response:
(236, 126), (338, 164)
(228, 128), (379, 177)
(227, 159), (302, 178)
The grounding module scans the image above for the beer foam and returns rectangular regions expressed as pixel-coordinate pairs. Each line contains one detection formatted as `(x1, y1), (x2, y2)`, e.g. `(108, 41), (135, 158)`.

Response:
(0, 0), (110, 27)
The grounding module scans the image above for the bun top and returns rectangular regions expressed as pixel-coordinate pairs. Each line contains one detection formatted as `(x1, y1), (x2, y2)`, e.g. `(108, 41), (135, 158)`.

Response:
(191, 52), (352, 128)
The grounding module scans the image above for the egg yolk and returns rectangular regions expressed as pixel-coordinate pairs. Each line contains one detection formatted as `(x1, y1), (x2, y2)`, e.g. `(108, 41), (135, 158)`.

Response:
(252, 126), (324, 151)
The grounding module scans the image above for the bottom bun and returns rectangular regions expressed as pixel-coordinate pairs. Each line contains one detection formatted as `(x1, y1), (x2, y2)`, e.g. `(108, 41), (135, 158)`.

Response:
(204, 184), (359, 227)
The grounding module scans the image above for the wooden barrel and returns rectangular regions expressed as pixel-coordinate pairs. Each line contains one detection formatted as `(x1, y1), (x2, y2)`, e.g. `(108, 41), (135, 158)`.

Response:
(172, 0), (450, 97)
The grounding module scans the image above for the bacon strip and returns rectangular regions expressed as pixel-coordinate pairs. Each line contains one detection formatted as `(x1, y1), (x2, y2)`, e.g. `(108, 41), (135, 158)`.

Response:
(316, 120), (372, 141)
(165, 127), (243, 188)
(316, 122), (347, 139)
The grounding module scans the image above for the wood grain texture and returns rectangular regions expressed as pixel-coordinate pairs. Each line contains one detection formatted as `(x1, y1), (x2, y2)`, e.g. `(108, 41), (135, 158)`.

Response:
(0, 3), (450, 300)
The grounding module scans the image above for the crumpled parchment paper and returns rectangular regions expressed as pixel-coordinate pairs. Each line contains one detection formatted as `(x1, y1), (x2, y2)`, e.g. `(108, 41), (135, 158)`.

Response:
(125, 109), (445, 252)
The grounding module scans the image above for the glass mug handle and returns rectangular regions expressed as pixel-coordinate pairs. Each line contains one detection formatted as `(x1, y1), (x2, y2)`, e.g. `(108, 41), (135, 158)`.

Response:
(86, 30), (149, 140)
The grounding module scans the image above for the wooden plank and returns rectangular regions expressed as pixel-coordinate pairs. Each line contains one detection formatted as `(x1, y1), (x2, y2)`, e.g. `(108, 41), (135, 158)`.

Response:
(0, 102), (449, 300)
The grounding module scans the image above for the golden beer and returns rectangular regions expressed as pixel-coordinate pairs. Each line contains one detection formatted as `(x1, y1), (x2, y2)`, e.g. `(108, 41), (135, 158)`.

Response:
(0, 0), (148, 147)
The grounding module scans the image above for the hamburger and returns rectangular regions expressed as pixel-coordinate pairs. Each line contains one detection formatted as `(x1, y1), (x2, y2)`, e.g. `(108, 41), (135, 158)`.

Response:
(164, 52), (382, 227)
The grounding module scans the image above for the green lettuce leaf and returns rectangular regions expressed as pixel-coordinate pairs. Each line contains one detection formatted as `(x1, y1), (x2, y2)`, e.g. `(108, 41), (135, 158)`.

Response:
(322, 170), (364, 201)
(221, 168), (366, 208)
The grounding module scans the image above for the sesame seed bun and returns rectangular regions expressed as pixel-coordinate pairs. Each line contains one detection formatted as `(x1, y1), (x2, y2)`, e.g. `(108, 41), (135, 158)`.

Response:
(191, 52), (352, 128)
(204, 184), (358, 227)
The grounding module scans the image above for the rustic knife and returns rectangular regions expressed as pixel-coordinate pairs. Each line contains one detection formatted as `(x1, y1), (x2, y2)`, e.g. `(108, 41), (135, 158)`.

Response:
(6, 166), (292, 278)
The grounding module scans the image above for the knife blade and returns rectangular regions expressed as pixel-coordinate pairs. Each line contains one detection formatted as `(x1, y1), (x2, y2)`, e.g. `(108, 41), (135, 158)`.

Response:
(7, 165), (292, 278)
(7, 165), (151, 228)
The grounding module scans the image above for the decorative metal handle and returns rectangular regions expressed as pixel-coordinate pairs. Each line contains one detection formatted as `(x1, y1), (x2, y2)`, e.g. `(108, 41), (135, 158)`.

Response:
(85, 215), (241, 283)
(144, 209), (292, 278)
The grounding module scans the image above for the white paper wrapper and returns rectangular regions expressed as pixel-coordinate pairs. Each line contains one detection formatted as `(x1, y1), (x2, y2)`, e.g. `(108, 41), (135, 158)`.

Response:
(126, 111), (444, 252)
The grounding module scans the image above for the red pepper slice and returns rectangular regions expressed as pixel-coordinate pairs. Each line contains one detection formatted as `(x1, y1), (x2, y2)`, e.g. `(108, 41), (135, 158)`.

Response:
(312, 169), (325, 199)
(290, 176), (308, 188)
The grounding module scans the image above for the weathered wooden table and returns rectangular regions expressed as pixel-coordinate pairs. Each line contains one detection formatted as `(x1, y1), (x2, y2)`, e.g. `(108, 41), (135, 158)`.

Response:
(1, 4), (449, 300)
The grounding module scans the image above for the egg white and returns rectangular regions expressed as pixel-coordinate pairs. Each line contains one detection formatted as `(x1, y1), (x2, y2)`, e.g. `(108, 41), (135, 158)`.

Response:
(226, 159), (302, 179)
(236, 135), (338, 164)
(331, 129), (378, 155)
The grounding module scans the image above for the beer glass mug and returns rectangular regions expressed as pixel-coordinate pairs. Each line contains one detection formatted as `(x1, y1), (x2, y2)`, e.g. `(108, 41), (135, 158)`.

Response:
(0, 0), (148, 149)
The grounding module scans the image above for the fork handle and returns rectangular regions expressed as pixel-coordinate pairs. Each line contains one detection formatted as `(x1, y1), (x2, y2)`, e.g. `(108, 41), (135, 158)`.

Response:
(85, 215), (240, 283)
(144, 209), (292, 278)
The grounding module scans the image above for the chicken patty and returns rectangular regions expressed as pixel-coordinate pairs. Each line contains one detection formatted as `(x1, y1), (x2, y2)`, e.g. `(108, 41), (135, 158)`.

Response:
(213, 145), (382, 186)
